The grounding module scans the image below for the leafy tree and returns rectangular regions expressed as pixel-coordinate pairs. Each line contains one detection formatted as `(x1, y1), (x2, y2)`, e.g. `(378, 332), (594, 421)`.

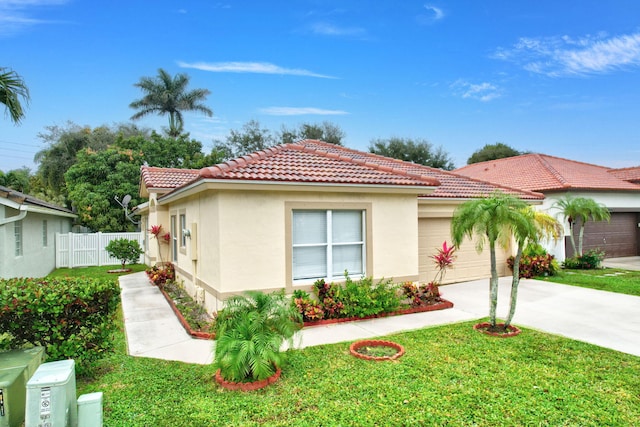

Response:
(467, 142), (524, 164)
(0, 167), (31, 193)
(118, 132), (217, 168)
(218, 119), (276, 158)
(34, 122), (149, 197)
(278, 121), (345, 146)
(65, 148), (144, 232)
(552, 195), (610, 256)
(130, 68), (213, 137)
(0, 67), (30, 124)
(105, 238), (143, 269)
(451, 192), (529, 330)
(369, 137), (455, 170)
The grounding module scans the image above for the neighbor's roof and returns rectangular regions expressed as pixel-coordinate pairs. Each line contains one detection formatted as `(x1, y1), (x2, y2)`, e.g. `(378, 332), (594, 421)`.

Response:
(454, 154), (640, 192)
(0, 185), (75, 215)
(609, 166), (640, 183)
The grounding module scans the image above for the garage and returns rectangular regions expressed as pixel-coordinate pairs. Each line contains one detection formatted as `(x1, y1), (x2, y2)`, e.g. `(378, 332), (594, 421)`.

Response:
(568, 212), (640, 258)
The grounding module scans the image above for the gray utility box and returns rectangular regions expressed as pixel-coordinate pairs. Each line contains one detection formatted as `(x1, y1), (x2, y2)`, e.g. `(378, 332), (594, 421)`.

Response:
(25, 360), (77, 427)
(0, 347), (46, 427)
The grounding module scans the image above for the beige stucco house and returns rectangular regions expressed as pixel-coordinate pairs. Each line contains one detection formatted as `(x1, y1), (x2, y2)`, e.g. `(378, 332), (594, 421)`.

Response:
(137, 140), (543, 313)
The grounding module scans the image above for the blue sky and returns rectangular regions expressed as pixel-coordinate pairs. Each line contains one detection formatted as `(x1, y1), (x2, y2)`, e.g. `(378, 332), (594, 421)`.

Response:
(2, 0), (640, 172)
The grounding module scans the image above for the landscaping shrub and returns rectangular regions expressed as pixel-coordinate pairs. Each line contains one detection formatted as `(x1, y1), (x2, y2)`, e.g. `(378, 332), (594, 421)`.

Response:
(105, 238), (143, 269)
(563, 249), (605, 270)
(402, 281), (442, 307)
(146, 263), (175, 287)
(0, 277), (120, 375)
(507, 244), (559, 278)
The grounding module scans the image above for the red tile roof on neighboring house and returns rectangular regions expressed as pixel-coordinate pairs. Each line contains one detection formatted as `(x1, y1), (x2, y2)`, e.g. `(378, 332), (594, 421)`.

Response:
(140, 166), (201, 190)
(454, 154), (640, 192)
(609, 166), (640, 183)
(141, 140), (544, 200)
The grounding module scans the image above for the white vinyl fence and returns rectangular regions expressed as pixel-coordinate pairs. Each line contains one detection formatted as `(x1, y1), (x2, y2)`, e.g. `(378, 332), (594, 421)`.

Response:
(56, 232), (144, 268)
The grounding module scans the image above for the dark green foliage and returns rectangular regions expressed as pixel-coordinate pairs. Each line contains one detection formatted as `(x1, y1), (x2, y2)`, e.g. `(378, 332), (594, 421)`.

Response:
(0, 277), (120, 376)
(0, 67), (30, 124)
(467, 142), (524, 164)
(214, 291), (302, 382)
(337, 276), (400, 317)
(105, 238), (143, 269)
(279, 121), (345, 146)
(369, 137), (455, 170)
(507, 244), (559, 278)
(563, 249), (605, 269)
(145, 264), (175, 288)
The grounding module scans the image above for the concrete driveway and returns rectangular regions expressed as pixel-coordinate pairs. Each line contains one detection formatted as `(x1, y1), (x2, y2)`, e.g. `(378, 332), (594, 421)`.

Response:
(603, 256), (640, 271)
(440, 277), (640, 357)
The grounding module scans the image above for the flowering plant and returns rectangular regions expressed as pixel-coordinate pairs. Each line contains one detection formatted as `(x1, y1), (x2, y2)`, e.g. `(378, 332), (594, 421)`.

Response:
(402, 241), (455, 307)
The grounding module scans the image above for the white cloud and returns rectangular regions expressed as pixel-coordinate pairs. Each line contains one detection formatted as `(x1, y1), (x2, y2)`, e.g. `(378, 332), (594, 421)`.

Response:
(259, 107), (349, 116)
(310, 22), (366, 37)
(0, 0), (68, 36)
(418, 4), (444, 25)
(451, 80), (501, 102)
(177, 61), (337, 79)
(494, 32), (640, 77)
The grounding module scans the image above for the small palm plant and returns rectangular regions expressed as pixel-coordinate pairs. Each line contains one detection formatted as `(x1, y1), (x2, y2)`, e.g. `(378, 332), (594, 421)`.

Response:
(214, 290), (302, 383)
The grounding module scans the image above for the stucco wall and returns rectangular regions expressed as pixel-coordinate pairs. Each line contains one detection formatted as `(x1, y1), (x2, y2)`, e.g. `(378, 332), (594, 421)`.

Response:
(0, 209), (73, 279)
(162, 188), (420, 312)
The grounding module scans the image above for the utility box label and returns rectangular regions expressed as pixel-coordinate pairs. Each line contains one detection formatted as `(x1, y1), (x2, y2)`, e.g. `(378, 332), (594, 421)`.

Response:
(39, 387), (51, 424)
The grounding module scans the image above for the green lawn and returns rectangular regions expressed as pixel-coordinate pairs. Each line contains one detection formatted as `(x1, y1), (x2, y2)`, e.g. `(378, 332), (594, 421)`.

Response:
(78, 317), (640, 426)
(47, 264), (147, 281)
(537, 268), (640, 296)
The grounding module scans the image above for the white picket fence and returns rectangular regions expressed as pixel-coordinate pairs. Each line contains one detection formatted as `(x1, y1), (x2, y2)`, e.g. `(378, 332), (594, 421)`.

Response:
(56, 232), (144, 268)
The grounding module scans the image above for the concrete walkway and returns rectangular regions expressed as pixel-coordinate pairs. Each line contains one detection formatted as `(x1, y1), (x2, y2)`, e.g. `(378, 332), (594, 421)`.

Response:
(119, 272), (640, 365)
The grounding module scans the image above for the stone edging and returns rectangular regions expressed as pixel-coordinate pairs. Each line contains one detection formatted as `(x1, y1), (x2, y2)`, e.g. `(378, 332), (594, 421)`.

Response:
(350, 340), (405, 361)
(473, 322), (521, 338)
(215, 368), (281, 391)
(158, 287), (215, 340)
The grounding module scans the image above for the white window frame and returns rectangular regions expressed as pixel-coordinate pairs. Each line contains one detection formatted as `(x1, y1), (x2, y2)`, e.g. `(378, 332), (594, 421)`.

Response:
(15, 220), (23, 257)
(180, 214), (187, 248)
(292, 209), (366, 282)
(170, 215), (178, 262)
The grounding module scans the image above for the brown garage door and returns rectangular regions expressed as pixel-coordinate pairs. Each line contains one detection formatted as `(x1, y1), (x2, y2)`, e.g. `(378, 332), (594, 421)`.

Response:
(568, 212), (639, 258)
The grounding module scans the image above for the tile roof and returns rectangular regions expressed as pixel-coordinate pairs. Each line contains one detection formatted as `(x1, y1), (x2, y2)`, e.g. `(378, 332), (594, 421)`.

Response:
(199, 141), (441, 187)
(454, 154), (640, 192)
(140, 166), (201, 190)
(609, 166), (640, 183)
(287, 140), (543, 200)
(141, 140), (543, 200)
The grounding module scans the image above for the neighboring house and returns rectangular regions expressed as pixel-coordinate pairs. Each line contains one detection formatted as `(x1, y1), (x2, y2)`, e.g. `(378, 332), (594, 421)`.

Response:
(0, 186), (76, 279)
(455, 154), (640, 260)
(137, 140), (543, 313)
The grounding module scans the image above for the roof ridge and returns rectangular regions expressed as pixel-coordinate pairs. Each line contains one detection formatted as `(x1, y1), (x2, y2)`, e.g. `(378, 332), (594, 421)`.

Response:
(199, 145), (288, 178)
(292, 140), (440, 186)
(534, 153), (571, 188)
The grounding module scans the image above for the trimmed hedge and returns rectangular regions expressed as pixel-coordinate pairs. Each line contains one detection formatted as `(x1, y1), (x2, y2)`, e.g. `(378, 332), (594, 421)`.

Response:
(0, 277), (120, 375)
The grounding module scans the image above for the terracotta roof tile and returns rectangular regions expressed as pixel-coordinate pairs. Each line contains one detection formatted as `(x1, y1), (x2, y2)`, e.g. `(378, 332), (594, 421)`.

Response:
(454, 154), (640, 192)
(199, 142), (441, 187)
(290, 140), (543, 200)
(140, 166), (200, 189)
(609, 166), (640, 183)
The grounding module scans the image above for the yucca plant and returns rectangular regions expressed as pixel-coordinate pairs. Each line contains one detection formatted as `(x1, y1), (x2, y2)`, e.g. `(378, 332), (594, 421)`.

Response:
(214, 290), (302, 382)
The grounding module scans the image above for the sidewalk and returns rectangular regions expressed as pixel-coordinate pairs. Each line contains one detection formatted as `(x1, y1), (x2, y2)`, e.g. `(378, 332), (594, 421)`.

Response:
(119, 272), (640, 365)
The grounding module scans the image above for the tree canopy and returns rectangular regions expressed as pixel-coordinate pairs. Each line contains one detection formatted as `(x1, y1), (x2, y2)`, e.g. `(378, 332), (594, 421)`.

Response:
(0, 67), (30, 125)
(279, 121), (345, 146)
(467, 143), (524, 164)
(368, 137), (455, 170)
(129, 68), (213, 137)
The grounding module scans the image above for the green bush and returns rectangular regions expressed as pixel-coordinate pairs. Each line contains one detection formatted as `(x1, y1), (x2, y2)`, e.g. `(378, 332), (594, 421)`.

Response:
(0, 277), (120, 375)
(563, 249), (605, 270)
(105, 238), (143, 269)
(336, 275), (400, 318)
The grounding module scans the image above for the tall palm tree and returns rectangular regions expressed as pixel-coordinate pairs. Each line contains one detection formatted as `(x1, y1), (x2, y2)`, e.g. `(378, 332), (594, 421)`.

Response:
(129, 68), (213, 137)
(451, 192), (529, 329)
(0, 67), (30, 125)
(553, 195), (610, 256)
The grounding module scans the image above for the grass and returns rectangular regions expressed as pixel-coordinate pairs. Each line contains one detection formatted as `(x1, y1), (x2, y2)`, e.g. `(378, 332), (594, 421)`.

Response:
(537, 268), (640, 296)
(48, 264), (147, 280)
(77, 315), (640, 426)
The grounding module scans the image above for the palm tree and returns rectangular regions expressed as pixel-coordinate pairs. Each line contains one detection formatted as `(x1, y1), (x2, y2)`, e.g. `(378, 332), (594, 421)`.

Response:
(553, 196), (610, 256)
(504, 208), (562, 327)
(451, 192), (529, 329)
(0, 67), (30, 125)
(129, 68), (213, 137)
